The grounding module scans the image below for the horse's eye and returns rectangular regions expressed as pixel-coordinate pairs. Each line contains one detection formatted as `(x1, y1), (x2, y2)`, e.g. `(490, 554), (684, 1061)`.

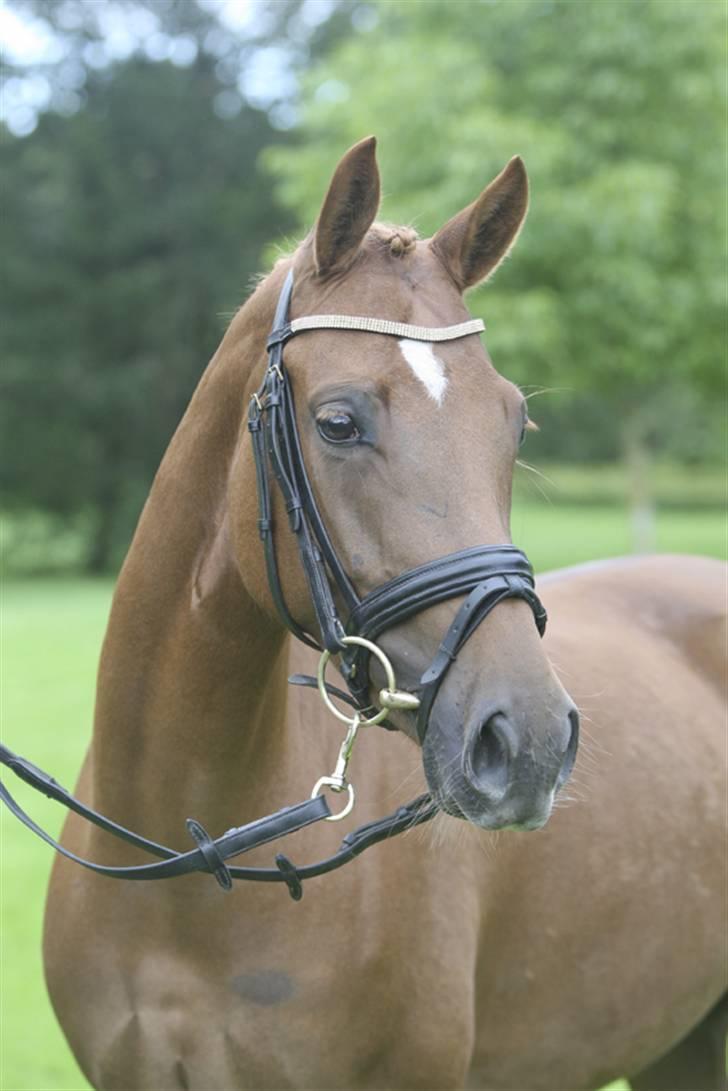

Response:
(317, 412), (360, 444)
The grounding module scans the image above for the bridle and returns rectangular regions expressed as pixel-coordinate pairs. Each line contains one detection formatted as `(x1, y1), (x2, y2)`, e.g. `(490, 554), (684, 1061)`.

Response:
(0, 267), (547, 900)
(248, 268), (546, 743)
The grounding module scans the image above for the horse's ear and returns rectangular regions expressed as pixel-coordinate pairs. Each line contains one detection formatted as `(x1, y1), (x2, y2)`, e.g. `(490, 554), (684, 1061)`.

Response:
(431, 156), (529, 290)
(313, 136), (381, 276)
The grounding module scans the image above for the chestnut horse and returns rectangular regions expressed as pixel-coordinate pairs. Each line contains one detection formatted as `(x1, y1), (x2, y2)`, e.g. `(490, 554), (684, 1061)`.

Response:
(42, 139), (725, 1090)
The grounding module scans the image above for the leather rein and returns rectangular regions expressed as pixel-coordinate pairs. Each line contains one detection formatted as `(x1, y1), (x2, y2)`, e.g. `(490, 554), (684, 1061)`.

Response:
(0, 268), (546, 900)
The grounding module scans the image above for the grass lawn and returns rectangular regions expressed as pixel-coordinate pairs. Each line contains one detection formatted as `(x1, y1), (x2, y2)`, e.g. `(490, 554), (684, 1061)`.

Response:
(511, 497), (726, 573)
(1, 580), (110, 1091)
(1, 501), (724, 1090)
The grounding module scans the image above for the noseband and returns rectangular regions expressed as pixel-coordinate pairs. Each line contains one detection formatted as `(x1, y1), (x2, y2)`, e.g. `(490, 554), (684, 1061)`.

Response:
(248, 269), (547, 743)
(0, 266), (548, 899)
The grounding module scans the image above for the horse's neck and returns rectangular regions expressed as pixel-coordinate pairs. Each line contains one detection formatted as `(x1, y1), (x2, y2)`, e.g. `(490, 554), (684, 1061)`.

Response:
(90, 285), (306, 843)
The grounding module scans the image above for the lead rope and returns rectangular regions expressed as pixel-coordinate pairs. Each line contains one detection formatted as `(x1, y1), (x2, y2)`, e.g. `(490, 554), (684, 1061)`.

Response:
(0, 634), (434, 900)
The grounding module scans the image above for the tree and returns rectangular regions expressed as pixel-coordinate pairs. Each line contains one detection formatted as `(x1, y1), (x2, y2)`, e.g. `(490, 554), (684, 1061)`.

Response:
(264, 0), (726, 548)
(1, 0), (354, 135)
(1, 55), (291, 570)
(1, 0), (362, 573)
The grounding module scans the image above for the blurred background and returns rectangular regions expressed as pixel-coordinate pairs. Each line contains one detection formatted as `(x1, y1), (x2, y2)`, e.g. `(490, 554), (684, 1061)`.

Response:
(0, 2), (725, 1089)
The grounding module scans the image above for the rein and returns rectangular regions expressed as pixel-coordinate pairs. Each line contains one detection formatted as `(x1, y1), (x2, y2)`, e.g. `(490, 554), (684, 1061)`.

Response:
(0, 744), (435, 901)
(0, 268), (546, 900)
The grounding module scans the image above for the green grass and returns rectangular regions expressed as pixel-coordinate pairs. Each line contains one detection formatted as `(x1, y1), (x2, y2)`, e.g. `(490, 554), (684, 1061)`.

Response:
(1, 500), (724, 1090)
(512, 498), (726, 573)
(1, 580), (111, 1091)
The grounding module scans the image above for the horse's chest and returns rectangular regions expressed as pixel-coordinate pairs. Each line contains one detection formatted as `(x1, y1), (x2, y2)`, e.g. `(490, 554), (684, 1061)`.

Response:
(87, 957), (471, 1091)
(69, 882), (476, 1091)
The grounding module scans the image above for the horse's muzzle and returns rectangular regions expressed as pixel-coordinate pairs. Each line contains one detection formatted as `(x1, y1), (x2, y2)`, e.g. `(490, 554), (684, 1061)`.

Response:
(423, 701), (580, 831)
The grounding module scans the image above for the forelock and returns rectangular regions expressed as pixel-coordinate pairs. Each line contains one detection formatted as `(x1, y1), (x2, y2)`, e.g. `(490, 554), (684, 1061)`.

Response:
(368, 222), (419, 257)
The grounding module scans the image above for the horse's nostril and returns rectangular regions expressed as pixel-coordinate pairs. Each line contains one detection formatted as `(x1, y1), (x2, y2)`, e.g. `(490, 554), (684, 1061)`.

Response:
(466, 712), (515, 802)
(558, 707), (580, 789)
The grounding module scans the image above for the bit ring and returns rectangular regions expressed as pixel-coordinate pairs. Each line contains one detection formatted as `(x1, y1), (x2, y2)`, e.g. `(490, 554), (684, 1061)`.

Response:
(317, 636), (397, 727)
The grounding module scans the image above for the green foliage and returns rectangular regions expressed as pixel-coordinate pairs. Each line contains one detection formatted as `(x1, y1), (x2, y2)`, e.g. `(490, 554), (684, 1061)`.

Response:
(1, 0), (724, 571)
(0, 56), (291, 569)
(265, 0), (726, 454)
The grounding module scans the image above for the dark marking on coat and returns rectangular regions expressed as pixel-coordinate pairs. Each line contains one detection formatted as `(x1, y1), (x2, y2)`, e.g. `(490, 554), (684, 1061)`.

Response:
(417, 501), (449, 520)
(174, 1059), (190, 1090)
(231, 970), (296, 1006)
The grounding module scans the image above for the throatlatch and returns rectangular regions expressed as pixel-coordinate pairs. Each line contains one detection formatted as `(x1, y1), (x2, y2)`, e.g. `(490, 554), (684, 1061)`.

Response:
(0, 266), (546, 900)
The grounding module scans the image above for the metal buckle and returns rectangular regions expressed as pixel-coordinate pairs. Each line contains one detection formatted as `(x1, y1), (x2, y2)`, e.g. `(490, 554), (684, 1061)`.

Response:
(310, 712), (361, 822)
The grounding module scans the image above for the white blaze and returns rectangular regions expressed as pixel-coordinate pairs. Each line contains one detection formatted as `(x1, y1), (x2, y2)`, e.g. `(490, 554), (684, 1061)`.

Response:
(398, 339), (448, 405)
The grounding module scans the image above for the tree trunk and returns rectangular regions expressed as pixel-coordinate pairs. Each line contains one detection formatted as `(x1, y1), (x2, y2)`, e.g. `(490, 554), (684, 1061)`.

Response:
(622, 417), (656, 554)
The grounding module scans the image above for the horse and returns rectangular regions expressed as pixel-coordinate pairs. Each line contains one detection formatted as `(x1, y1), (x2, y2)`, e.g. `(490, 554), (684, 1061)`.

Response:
(41, 137), (726, 1091)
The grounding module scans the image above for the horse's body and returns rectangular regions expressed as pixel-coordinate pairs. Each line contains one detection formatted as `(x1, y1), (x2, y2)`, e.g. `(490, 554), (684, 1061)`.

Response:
(43, 140), (726, 1091)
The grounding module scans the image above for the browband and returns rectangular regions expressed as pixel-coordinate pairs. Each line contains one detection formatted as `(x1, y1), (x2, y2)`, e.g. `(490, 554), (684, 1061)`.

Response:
(288, 315), (485, 342)
(265, 272), (485, 351)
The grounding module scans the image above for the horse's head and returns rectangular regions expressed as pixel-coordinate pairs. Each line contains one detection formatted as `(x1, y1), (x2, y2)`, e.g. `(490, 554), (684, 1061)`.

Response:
(233, 137), (578, 831)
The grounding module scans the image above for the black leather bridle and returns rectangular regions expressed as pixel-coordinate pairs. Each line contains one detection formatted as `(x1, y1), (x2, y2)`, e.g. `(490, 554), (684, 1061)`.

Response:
(0, 268), (547, 899)
(248, 269), (547, 742)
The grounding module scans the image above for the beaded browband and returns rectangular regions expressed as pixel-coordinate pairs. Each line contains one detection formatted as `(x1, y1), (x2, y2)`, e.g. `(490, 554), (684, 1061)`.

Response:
(282, 314), (485, 343)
